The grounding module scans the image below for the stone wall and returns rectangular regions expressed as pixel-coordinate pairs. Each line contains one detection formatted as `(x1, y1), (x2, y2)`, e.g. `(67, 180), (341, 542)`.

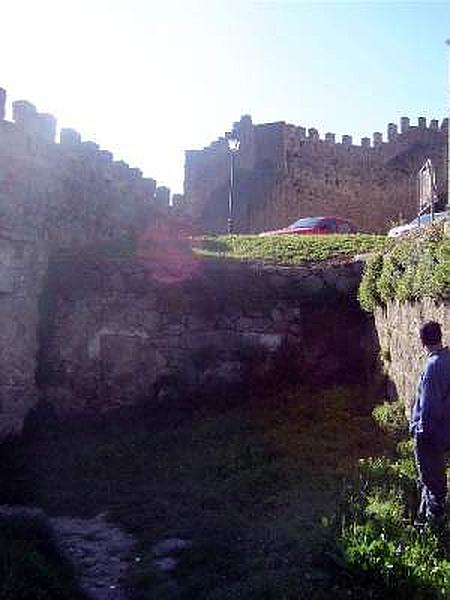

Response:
(374, 299), (450, 415)
(185, 115), (448, 234)
(0, 87), (167, 437)
(38, 255), (376, 417)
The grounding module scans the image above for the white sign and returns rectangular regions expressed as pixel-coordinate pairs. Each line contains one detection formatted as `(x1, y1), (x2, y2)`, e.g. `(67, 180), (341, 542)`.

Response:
(418, 159), (436, 213)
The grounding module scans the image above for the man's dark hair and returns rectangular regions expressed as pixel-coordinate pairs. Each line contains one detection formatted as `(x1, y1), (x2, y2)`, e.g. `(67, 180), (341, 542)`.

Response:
(420, 321), (442, 346)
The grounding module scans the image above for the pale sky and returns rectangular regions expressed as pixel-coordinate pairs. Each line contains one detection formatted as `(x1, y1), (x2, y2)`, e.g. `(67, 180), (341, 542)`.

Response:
(1, 1), (449, 193)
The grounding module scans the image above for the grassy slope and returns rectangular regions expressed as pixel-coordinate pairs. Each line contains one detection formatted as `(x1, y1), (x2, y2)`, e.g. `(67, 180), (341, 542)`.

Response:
(3, 388), (450, 598)
(0, 387), (387, 599)
(193, 234), (386, 265)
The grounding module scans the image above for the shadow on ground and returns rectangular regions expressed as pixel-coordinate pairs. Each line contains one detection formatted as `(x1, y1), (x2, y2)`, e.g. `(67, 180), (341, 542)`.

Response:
(2, 383), (427, 599)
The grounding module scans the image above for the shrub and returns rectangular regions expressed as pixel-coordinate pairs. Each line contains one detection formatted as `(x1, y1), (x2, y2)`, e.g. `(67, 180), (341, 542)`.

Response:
(358, 223), (450, 312)
(372, 401), (409, 436)
(358, 253), (384, 312)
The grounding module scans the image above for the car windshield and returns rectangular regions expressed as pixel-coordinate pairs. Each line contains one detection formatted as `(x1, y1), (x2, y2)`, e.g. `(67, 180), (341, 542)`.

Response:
(411, 212), (447, 226)
(287, 217), (324, 229)
(411, 214), (431, 225)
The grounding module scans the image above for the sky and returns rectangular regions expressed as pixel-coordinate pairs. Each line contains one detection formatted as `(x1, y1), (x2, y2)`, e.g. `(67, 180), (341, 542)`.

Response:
(1, 0), (449, 194)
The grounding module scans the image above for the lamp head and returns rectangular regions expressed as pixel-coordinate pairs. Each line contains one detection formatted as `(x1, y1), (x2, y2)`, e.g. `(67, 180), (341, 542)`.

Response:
(227, 136), (240, 152)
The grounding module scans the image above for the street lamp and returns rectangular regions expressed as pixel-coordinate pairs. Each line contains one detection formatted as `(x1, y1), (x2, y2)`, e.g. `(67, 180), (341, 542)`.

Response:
(446, 39), (450, 209)
(227, 135), (240, 234)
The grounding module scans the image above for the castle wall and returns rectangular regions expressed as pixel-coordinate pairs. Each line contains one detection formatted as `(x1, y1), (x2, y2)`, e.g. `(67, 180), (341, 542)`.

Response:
(185, 116), (448, 234)
(0, 87), (166, 437)
(374, 299), (450, 415)
(39, 254), (375, 416)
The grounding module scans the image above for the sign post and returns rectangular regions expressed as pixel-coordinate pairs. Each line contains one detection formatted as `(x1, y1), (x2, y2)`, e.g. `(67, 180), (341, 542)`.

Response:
(417, 158), (437, 223)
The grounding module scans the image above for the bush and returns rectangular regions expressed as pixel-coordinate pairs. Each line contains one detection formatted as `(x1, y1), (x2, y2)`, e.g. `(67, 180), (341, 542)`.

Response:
(358, 223), (450, 312)
(372, 401), (409, 437)
(358, 254), (384, 312)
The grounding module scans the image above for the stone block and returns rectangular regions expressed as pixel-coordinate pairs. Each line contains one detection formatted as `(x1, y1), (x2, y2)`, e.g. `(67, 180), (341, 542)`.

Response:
(258, 333), (283, 351)
(0, 266), (15, 293)
(373, 132), (383, 146)
(400, 117), (410, 133)
(302, 274), (324, 294)
(335, 275), (356, 294)
(60, 128), (81, 145)
(387, 123), (398, 141)
(12, 100), (37, 127)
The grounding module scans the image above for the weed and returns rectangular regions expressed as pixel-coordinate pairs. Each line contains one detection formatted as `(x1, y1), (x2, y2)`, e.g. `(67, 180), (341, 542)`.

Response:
(372, 400), (409, 437)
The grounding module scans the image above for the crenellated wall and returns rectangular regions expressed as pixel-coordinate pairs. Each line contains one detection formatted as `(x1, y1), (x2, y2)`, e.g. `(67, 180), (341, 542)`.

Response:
(185, 115), (448, 234)
(2, 83), (445, 436)
(0, 87), (168, 437)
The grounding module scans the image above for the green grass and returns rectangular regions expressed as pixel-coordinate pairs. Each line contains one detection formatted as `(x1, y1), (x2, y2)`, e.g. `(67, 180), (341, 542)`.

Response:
(0, 516), (86, 600)
(53, 233), (386, 268)
(193, 234), (386, 265)
(337, 407), (450, 600)
(3, 388), (450, 599)
(0, 386), (384, 599)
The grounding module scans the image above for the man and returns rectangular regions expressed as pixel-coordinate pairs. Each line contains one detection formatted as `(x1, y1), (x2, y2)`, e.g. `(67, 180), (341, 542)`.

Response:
(411, 321), (450, 527)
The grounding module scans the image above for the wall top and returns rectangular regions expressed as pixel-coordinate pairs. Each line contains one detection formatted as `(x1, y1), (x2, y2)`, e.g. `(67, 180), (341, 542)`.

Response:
(189, 112), (447, 157)
(0, 85), (169, 200)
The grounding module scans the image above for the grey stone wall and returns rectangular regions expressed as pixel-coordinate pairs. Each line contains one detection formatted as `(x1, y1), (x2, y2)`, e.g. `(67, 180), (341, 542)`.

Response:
(39, 256), (376, 417)
(185, 115), (447, 235)
(0, 87), (166, 437)
(0, 235), (48, 435)
(374, 299), (450, 415)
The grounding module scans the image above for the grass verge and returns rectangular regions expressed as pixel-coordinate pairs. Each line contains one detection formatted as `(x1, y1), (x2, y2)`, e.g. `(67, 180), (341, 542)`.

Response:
(193, 234), (386, 265)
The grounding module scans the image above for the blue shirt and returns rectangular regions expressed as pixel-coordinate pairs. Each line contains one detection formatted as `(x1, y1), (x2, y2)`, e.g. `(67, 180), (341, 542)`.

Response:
(411, 347), (450, 444)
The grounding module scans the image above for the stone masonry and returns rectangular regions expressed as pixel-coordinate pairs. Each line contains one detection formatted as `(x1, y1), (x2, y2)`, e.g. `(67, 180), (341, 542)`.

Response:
(39, 253), (376, 417)
(185, 115), (448, 234)
(374, 298), (450, 416)
(0, 84), (416, 437)
(0, 87), (168, 437)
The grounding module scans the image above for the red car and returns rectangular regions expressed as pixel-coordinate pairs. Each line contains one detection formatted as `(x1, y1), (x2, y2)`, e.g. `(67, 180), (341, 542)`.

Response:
(259, 216), (358, 236)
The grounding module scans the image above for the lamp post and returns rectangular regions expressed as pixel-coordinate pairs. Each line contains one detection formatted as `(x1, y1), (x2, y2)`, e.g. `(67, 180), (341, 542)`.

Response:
(446, 39), (450, 210)
(227, 135), (240, 234)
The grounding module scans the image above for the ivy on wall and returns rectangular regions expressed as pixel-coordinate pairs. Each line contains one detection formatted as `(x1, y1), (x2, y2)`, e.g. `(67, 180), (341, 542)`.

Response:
(358, 224), (450, 312)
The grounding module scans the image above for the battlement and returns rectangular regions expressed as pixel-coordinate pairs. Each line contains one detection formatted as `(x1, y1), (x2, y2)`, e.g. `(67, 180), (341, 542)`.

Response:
(0, 87), (164, 205)
(284, 115), (447, 150)
(185, 111), (448, 236)
(193, 115), (447, 157)
(186, 113), (447, 185)
(0, 86), (185, 440)
(0, 86), (177, 252)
